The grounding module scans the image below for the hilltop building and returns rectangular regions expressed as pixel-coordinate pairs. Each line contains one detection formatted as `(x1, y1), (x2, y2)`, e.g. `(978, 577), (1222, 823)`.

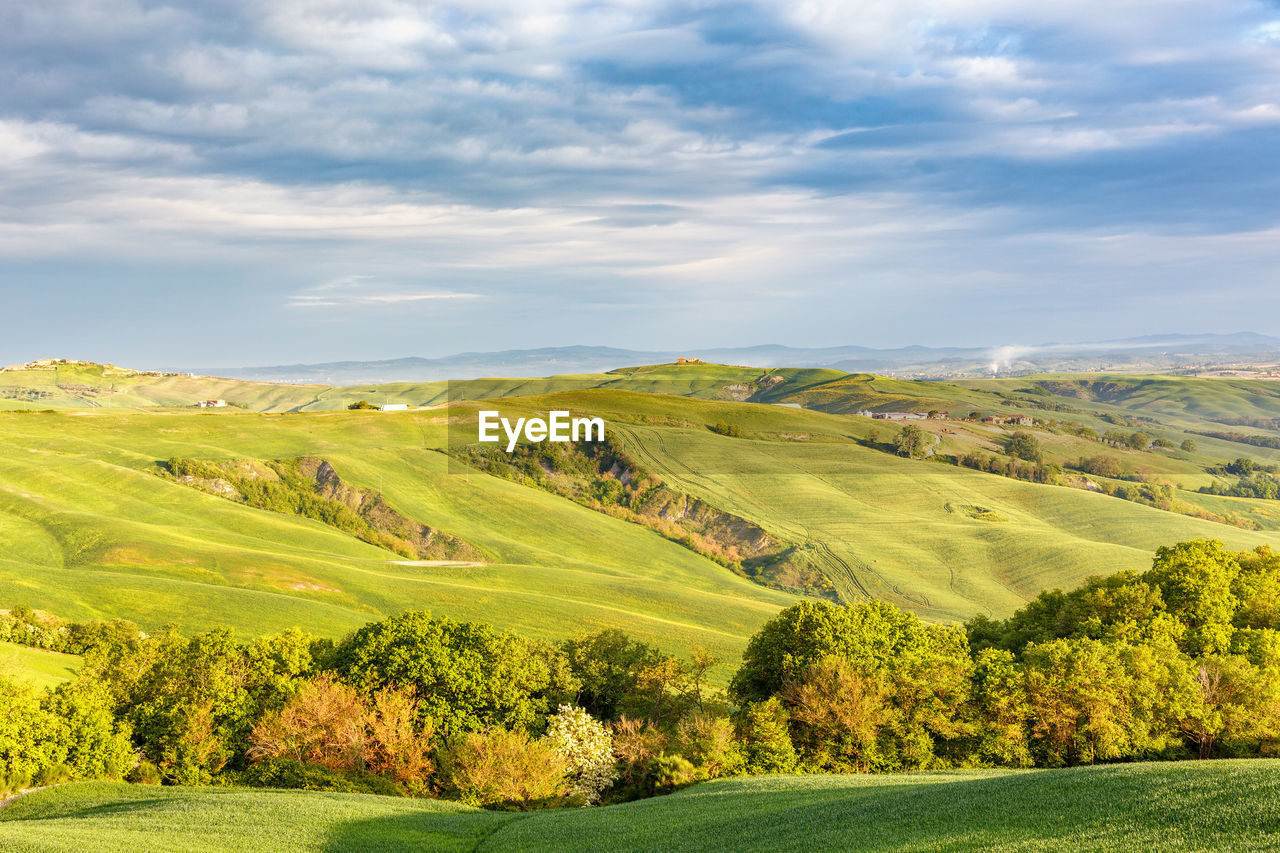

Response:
(379, 403), (409, 412)
(197, 399), (227, 408)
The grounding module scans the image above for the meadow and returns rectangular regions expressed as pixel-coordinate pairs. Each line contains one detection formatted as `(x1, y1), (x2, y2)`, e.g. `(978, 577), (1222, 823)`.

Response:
(4, 760), (1279, 852)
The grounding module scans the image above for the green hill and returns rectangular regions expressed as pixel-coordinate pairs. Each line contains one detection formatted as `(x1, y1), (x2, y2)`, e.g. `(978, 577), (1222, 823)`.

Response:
(5, 761), (1279, 852)
(3, 364), (1280, 674)
(0, 641), (79, 692)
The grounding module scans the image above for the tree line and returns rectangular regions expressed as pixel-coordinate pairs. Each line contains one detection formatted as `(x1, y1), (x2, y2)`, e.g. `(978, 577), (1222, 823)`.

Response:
(3, 539), (1280, 806)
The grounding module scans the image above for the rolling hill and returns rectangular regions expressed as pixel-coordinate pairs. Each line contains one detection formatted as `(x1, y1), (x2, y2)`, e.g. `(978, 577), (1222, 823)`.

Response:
(2, 361), (1280, 675)
(4, 760), (1279, 852)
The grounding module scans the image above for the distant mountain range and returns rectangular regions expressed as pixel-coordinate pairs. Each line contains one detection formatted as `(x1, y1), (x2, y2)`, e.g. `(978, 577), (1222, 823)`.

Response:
(195, 333), (1280, 384)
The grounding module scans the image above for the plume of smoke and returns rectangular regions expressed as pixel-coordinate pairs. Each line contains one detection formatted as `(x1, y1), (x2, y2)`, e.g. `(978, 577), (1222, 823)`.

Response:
(988, 345), (1033, 376)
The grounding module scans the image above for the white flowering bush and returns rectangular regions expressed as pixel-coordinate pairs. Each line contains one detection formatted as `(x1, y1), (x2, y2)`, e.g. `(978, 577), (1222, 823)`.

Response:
(542, 704), (617, 804)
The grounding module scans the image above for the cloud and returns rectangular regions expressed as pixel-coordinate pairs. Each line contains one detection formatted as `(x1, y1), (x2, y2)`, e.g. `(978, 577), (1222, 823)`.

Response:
(3, 0), (1280, 364)
(288, 277), (483, 308)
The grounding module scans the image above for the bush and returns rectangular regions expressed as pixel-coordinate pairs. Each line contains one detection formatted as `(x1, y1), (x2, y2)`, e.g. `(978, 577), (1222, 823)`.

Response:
(126, 760), (162, 785)
(239, 758), (404, 796)
(736, 698), (796, 774)
(709, 421), (741, 438)
(542, 705), (616, 804)
(248, 675), (436, 795)
(438, 727), (571, 809)
(675, 712), (743, 779)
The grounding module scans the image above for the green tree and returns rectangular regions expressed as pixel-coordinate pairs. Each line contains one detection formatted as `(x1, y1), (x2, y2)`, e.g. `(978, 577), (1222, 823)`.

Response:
(735, 698), (796, 774)
(970, 649), (1031, 767)
(1022, 638), (1135, 766)
(1127, 432), (1150, 451)
(1006, 432), (1042, 463)
(730, 600), (972, 770)
(562, 630), (661, 720)
(893, 424), (930, 458)
(332, 611), (577, 735)
(1145, 540), (1240, 655)
(1181, 438), (1198, 453)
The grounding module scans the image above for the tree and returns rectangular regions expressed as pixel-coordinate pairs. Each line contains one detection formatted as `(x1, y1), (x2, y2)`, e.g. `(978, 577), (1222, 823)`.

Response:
(332, 612), (577, 735)
(347, 400), (377, 410)
(248, 675), (367, 771)
(1144, 540), (1240, 655)
(730, 600), (973, 771)
(1127, 432), (1150, 451)
(1006, 432), (1042, 463)
(970, 649), (1031, 767)
(893, 424), (930, 458)
(780, 657), (891, 772)
(562, 630), (661, 720)
(735, 698), (796, 774)
(1181, 439), (1198, 453)
(1022, 638), (1135, 766)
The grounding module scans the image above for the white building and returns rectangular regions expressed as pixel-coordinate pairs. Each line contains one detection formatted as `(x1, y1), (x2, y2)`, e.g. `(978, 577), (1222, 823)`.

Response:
(379, 403), (409, 412)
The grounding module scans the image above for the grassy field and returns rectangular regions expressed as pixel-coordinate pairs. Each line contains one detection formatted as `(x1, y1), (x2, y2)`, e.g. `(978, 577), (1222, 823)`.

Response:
(3, 363), (1280, 674)
(0, 641), (79, 691)
(0, 783), (512, 852)
(5, 761), (1280, 851)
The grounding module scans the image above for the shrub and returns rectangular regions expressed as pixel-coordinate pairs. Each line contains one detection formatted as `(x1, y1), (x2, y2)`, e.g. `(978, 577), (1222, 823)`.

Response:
(249, 675), (367, 771)
(736, 698), (796, 774)
(239, 758), (404, 796)
(126, 760), (162, 785)
(542, 705), (616, 803)
(438, 727), (571, 809)
(249, 675), (436, 795)
(610, 716), (667, 794)
(675, 712), (743, 779)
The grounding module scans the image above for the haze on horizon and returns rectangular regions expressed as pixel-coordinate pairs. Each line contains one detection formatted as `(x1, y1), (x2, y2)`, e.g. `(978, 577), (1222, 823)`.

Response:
(3, 1), (1280, 367)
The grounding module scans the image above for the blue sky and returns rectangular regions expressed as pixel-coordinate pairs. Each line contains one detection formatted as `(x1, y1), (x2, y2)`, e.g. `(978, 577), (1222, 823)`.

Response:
(3, 0), (1279, 366)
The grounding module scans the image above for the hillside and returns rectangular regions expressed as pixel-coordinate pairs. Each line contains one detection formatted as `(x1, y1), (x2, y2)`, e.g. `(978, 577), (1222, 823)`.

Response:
(0, 641), (79, 692)
(3, 363), (1280, 669)
(5, 761), (1279, 851)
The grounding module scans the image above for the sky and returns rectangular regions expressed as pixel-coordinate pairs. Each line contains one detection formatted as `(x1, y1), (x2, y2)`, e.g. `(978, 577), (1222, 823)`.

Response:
(3, 0), (1280, 367)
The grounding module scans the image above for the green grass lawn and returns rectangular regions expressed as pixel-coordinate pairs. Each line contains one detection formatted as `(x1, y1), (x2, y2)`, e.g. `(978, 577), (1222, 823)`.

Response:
(0, 641), (79, 691)
(5, 761), (1280, 852)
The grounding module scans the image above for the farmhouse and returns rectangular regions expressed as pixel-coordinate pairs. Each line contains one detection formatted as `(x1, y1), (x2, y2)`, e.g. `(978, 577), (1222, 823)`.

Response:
(1010, 416), (1034, 427)
(197, 399), (227, 408)
(870, 412), (927, 421)
(379, 403), (409, 412)
(982, 415), (1003, 424)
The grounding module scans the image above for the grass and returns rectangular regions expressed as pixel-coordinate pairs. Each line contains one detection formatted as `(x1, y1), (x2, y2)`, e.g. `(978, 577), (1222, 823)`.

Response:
(0, 641), (79, 691)
(0, 782), (515, 852)
(5, 761), (1280, 851)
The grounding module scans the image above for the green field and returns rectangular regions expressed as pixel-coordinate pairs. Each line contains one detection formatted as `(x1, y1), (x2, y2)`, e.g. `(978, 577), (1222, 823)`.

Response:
(0, 641), (79, 691)
(4, 761), (1279, 851)
(3, 363), (1280, 675)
